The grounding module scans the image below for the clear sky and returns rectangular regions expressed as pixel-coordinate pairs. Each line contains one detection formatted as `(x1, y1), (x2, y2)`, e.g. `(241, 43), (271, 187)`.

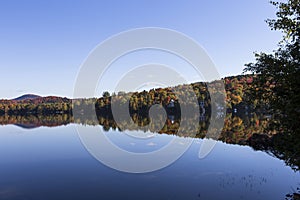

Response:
(0, 0), (282, 99)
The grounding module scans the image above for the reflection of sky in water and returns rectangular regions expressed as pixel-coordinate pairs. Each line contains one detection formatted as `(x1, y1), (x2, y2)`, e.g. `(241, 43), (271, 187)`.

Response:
(105, 129), (177, 153)
(0, 124), (299, 200)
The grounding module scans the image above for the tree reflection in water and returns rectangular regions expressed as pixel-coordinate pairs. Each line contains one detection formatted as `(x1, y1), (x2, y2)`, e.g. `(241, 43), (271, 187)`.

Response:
(0, 108), (298, 172)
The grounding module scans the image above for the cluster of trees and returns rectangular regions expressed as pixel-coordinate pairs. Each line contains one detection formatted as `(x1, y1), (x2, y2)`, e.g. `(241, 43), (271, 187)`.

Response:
(244, 0), (300, 133)
(95, 77), (254, 115)
(0, 96), (72, 115)
(242, 0), (300, 175)
(0, 74), (273, 116)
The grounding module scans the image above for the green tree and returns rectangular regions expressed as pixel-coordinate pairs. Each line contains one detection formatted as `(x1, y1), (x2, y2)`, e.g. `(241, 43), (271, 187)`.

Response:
(244, 0), (300, 120)
(102, 91), (110, 98)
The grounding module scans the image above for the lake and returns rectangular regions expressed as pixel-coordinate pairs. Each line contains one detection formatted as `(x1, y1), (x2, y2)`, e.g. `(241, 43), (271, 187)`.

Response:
(0, 115), (299, 200)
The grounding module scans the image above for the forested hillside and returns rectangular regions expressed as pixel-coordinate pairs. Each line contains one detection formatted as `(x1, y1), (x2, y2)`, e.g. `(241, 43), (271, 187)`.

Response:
(0, 75), (270, 115)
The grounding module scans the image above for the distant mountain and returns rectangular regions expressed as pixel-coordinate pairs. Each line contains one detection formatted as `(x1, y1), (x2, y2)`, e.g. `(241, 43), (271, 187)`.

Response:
(13, 94), (41, 101)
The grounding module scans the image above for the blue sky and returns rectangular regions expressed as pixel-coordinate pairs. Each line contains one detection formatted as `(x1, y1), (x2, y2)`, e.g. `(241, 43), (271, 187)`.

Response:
(0, 0), (282, 99)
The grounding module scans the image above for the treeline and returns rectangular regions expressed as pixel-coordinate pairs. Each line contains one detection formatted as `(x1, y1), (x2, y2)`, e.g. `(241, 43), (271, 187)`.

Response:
(0, 75), (267, 115)
(0, 96), (72, 115)
(95, 74), (265, 115)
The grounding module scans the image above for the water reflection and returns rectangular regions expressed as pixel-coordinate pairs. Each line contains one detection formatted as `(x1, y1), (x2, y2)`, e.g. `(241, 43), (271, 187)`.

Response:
(0, 131), (297, 200)
(0, 109), (299, 172)
(0, 110), (299, 199)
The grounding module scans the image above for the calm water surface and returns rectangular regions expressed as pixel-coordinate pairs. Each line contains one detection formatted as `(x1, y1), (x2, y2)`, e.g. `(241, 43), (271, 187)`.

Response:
(0, 124), (299, 200)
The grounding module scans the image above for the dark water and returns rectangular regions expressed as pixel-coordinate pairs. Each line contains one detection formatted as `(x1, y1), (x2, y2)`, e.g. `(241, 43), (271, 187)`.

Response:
(0, 124), (299, 200)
